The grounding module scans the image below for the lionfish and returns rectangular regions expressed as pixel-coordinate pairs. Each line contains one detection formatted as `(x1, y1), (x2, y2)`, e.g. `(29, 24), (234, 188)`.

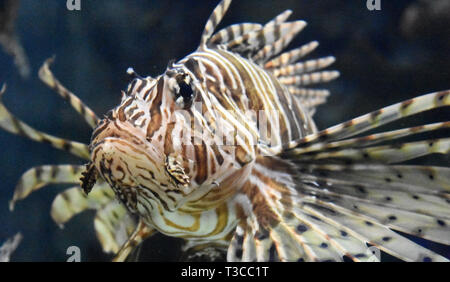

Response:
(2, 0), (450, 262)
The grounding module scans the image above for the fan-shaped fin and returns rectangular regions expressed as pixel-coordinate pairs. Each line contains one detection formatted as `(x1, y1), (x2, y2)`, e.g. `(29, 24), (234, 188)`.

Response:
(303, 203), (448, 262)
(229, 154), (450, 262)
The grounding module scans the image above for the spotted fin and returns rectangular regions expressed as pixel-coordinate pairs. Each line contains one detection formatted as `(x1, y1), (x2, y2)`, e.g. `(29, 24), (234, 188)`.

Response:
(230, 154), (450, 261)
(257, 89), (450, 261)
(302, 202), (448, 262)
(229, 156), (378, 261)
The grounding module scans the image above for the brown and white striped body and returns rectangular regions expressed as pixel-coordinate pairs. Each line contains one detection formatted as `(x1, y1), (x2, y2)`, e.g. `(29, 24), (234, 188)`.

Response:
(88, 43), (315, 238)
(3, 0), (449, 262)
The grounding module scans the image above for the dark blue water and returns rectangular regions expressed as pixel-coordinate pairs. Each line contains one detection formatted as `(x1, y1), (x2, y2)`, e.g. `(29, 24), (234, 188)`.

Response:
(0, 0), (449, 261)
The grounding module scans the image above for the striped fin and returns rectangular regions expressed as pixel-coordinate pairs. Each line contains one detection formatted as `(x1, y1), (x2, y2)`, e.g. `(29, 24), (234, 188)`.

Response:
(294, 138), (450, 164)
(273, 56), (336, 77)
(203, 4), (337, 112)
(0, 85), (90, 159)
(209, 23), (262, 45)
(210, 9), (292, 48)
(231, 156), (450, 261)
(241, 225), (257, 261)
(8, 163), (135, 255)
(252, 20), (307, 64)
(273, 219), (343, 262)
(278, 70), (340, 86)
(297, 164), (450, 193)
(297, 175), (450, 219)
(242, 10), (296, 64)
(225, 21), (306, 58)
(292, 121), (450, 156)
(50, 183), (115, 225)
(38, 57), (100, 129)
(265, 10), (293, 27)
(269, 223), (317, 261)
(264, 41), (319, 69)
(278, 70), (339, 114)
(229, 156), (375, 262)
(51, 182), (140, 254)
(9, 164), (84, 210)
(276, 88), (450, 261)
(199, 0), (233, 47)
(292, 90), (450, 147)
(269, 181), (374, 261)
(94, 200), (139, 254)
(228, 223), (284, 262)
(289, 88), (330, 108)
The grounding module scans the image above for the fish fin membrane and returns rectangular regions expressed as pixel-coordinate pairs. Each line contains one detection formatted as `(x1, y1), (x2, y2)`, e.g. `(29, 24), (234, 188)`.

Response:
(229, 155), (449, 261)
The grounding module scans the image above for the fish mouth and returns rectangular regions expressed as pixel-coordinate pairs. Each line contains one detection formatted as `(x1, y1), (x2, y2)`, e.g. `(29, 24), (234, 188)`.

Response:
(90, 136), (179, 212)
(90, 117), (163, 166)
(90, 136), (163, 185)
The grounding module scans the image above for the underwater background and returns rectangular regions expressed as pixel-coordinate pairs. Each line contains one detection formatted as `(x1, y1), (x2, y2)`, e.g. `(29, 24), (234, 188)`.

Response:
(0, 0), (449, 261)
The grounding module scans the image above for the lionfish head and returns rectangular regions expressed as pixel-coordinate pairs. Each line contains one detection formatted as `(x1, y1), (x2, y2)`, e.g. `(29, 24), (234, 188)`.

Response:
(86, 64), (206, 213)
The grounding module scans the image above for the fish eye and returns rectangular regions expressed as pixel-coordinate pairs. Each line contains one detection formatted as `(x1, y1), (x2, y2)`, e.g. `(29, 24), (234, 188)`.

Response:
(178, 79), (193, 101)
(174, 74), (194, 108)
